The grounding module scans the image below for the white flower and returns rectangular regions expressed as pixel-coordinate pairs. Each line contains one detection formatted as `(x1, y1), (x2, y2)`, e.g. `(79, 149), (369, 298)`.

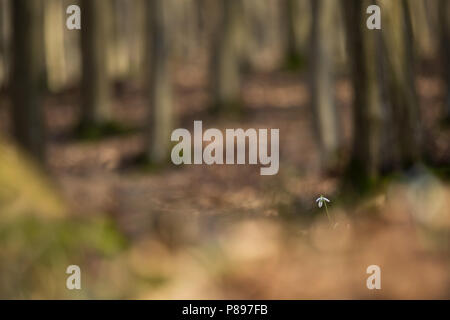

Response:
(316, 195), (330, 208)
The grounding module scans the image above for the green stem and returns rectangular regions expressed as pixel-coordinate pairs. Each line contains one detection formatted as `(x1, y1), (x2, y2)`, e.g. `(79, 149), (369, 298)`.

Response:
(324, 201), (332, 225)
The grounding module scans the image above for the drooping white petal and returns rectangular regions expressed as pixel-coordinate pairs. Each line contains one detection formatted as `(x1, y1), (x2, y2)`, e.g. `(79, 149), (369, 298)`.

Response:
(323, 197), (330, 203)
(318, 201), (323, 208)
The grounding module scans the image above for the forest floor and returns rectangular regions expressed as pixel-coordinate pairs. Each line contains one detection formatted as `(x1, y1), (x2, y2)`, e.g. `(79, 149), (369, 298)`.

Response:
(0, 64), (449, 298)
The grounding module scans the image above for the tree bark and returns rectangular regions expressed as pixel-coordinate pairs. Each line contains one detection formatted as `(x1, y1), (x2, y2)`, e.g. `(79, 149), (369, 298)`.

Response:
(438, 0), (450, 122)
(80, 0), (111, 126)
(11, 0), (46, 164)
(0, 0), (11, 89)
(310, 0), (342, 172)
(408, 0), (434, 59)
(146, 0), (173, 164)
(343, 0), (383, 183)
(44, 0), (66, 92)
(379, 0), (421, 168)
(281, 0), (298, 61)
(211, 0), (244, 112)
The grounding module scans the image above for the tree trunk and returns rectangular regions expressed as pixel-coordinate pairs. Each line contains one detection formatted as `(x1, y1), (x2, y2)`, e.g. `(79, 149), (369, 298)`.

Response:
(146, 0), (173, 164)
(80, 0), (111, 126)
(380, 0), (421, 168)
(438, 0), (450, 122)
(11, 0), (46, 164)
(342, 0), (383, 184)
(310, 0), (342, 172)
(281, 0), (298, 61)
(408, 0), (435, 59)
(211, 0), (243, 113)
(0, 0), (11, 89)
(44, 0), (66, 92)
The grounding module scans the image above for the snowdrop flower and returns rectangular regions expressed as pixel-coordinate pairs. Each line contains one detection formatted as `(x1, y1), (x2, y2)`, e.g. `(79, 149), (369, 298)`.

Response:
(316, 195), (330, 208)
(316, 195), (332, 224)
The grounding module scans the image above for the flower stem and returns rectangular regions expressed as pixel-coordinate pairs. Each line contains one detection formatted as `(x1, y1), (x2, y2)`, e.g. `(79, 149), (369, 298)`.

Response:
(324, 201), (332, 225)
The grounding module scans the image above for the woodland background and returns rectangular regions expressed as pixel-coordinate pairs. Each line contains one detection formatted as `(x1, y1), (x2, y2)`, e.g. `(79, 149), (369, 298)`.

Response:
(0, 0), (449, 299)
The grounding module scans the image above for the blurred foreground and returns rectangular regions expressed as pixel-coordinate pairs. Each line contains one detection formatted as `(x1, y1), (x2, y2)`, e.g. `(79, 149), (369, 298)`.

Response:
(1, 148), (449, 299)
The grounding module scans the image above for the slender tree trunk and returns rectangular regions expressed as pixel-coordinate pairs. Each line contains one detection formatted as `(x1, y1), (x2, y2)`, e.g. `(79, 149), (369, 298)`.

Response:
(11, 0), (46, 164)
(0, 0), (11, 89)
(195, 0), (208, 48)
(408, 0), (435, 59)
(80, 0), (111, 127)
(44, 0), (66, 92)
(129, 0), (146, 83)
(380, 0), (421, 168)
(110, 0), (133, 82)
(281, 0), (298, 61)
(310, 0), (341, 172)
(438, 0), (450, 122)
(146, 0), (173, 164)
(343, 0), (383, 184)
(211, 0), (243, 113)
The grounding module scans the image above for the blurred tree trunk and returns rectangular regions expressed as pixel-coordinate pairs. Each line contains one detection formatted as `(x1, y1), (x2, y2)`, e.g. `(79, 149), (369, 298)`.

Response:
(195, 0), (209, 49)
(281, 0), (299, 63)
(80, 0), (111, 127)
(146, 0), (173, 164)
(240, 0), (272, 71)
(380, 0), (421, 168)
(0, 0), (11, 89)
(310, 0), (342, 172)
(44, 0), (66, 93)
(11, 0), (46, 164)
(438, 0), (450, 122)
(110, 0), (137, 83)
(211, 0), (244, 113)
(129, 0), (146, 83)
(62, 3), (81, 90)
(343, 0), (383, 184)
(408, 0), (435, 59)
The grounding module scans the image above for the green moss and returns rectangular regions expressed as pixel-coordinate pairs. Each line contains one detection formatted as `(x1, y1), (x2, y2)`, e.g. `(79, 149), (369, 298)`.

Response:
(0, 213), (128, 298)
(342, 162), (379, 196)
(281, 52), (307, 72)
(75, 120), (136, 141)
(428, 165), (450, 181)
(132, 152), (173, 173)
(140, 274), (170, 288)
(440, 115), (450, 128)
(209, 100), (247, 119)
